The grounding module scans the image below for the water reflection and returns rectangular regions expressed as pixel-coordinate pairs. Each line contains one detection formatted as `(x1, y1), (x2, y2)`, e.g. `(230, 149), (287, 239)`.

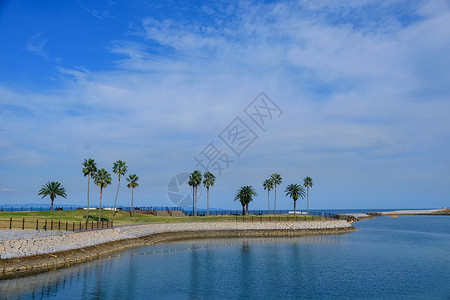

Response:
(0, 235), (343, 299)
(0, 258), (107, 299)
(189, 245), (199, 299)
(239, 241), (251, 299)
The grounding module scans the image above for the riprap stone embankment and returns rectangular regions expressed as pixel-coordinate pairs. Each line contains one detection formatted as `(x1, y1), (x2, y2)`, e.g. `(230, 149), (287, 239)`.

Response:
(0, 220), (355, 278)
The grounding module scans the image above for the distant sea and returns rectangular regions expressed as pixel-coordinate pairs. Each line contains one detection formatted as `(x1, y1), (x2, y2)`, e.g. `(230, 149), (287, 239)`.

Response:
(1, 215), (449, 299)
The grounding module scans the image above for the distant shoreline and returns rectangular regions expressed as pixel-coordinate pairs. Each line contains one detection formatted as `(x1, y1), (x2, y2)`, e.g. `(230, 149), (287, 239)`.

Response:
(375, 209), (449, 216)
(0, 220), (355, 279)
(336, 209), (449, 221)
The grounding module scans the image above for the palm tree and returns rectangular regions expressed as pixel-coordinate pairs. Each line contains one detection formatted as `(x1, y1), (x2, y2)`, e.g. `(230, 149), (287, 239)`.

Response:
(38, 181), (67, 211)
(263, 179), (274, 212)
(270, 173), (282, 215)
(234, 186), (257, 215)
(285, 184), (306, 215)
(112, 160), (128, 216)
(189, 170), (202, 216)
(126, 174), (139, 217)
(93, 168), (111, 221)
(203, 172), (216, 216)
(235, 194), (246, 215)
(303, 177), (313, 215)
(188, 178), (195, 216)
(82, 158), (97, 223)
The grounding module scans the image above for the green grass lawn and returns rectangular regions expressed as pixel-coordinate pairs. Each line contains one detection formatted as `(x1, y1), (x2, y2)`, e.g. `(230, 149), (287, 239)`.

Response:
(0, 210), (322, 229)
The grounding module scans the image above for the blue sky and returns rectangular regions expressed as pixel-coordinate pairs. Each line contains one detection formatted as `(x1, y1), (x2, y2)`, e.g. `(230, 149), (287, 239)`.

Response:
(1, 0), (449, 210)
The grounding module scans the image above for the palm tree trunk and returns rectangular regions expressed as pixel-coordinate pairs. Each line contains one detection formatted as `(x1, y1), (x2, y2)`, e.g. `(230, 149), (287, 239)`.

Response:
(192, 186), (195, 217)
(86, 174), (90, 224)
(113, 177), (120, 216)
(51, 197), (54, 211)
(267, 189), (270, 212)
(274, 185), (277, 215)
(242, 205), (245, 215)
(294, 200), (296, 215)
(307, 186), (309, 215)
(130, 186), (134, 217)
(246, 203), (249, 215)
(194, 186), (198, 216)
(99, 187), (102, 222)
(207, 187), (210, 216)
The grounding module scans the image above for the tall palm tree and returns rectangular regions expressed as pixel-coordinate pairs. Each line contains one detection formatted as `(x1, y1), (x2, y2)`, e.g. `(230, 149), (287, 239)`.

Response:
(112, 160), (128, 216)
(38, 181), (67, 211)
(263, 179), (274, 212)
(285, 184), (306, 215)
(188, 177), (195, 216)
(235, 194), (246, 215)
(126, 174), (139, 217)
(82, 158), (97, 223)
(303, 177), (313, 215)
(234, 186), (257, 215)
(203, 172), (216, 216)
(189, 170), (202, 216)
(270, 173), (282, 215)
(93, 168), (111, 221)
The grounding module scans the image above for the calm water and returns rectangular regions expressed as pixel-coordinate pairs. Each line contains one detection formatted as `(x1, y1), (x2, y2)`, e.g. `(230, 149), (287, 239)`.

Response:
(1, 216), (449, 299)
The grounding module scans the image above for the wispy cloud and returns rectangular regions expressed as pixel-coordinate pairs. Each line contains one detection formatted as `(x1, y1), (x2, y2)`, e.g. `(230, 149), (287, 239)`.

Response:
(1, 188), (19, 192)
(57, 66), (92, 84)
(26, 32), (48, 59)
(79, 0), (115, 19)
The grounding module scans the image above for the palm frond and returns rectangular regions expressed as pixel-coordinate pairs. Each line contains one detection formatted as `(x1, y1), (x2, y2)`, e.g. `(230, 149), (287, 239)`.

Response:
(94, 168), (112, 188)
(263, 179), (274, 190)
(303, 176), (313, 188)
(126, 174), (139, 188)
(82, 158), (97, 176)
(113, 160), (128, 177)
(202, 171), (216, 188)
(270, 173), (282, 185)
(285, 184), (305, 201)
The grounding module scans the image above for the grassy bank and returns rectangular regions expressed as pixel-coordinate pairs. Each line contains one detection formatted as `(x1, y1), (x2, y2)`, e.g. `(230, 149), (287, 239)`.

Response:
(0, 210), (322, 227)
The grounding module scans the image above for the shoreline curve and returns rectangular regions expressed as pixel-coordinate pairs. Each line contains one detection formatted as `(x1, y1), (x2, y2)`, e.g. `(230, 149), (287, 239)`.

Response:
(0, 221), (356, 279)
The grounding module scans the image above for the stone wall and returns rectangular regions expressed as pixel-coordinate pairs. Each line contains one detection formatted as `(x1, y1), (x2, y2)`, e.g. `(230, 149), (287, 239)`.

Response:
(0, 221), (356, 279)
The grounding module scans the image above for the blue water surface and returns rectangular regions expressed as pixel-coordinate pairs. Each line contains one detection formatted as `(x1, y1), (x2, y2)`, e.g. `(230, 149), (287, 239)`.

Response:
(0, 216), (449, 299)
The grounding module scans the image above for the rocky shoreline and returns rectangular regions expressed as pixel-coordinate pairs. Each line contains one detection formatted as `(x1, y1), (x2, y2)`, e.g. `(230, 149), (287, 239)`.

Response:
(0, 220), (355, 279)
(370, 209), (448, 216)
(336, 209), (449, 220)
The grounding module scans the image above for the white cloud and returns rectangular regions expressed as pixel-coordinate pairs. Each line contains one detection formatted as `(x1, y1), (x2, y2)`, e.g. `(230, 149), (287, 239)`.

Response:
(2, 1), (450, 208)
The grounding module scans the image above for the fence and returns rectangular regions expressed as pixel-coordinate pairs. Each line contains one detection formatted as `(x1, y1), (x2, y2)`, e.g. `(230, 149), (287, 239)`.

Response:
(0, 218), (113, 231)
(183, 209), (338, 219)
(232, 214), (336, 222)
(0, 206), (338, 219)
(0, 206), (184, 212)
(118, 206), (183, 212)
(0, 207), (82, 212)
